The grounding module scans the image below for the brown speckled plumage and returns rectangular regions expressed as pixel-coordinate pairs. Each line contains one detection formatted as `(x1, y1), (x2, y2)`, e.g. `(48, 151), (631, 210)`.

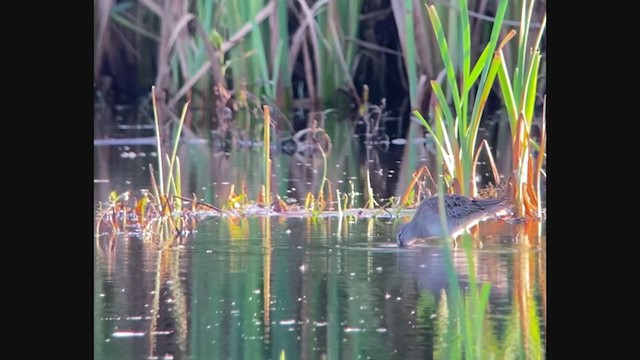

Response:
(396, 194), (511, 247)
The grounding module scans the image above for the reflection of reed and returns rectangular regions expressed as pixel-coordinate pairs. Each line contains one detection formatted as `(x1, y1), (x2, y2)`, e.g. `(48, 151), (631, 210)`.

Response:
(327, 238), (340, 360)
(538, 224), (546, 330)
(228, 217), (250, 274)
(178, 144), (211, 203)
(148, 249), (164, 358)
(412, 219), (545, 358)
(105, 235), (116, 275)
(262, 217), (272, 342)
(300, 221), (314, 359)
(513, 227), (531, 355)
(367, 218), (374, 278)
(95, 234), (118, 281)
(168, 250), (189, 355)
(513, 221), (544, 359)
(433, 289), (450, 358)
(210, 150), (233, 202)
(327, 123), (362, 204)
(147, 248), (190, 358)
(446, 221), (546, 302)
(95, 180), (546, 360)
(450, 234), (515, 302)
(173, 119), (405, 209)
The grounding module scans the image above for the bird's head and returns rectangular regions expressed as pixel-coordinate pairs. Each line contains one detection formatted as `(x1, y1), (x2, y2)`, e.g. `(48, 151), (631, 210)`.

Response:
(396, 222), (410, 247)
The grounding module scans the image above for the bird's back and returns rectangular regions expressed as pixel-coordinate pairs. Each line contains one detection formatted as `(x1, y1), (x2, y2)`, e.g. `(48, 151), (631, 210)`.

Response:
(412, 194), (511, 238)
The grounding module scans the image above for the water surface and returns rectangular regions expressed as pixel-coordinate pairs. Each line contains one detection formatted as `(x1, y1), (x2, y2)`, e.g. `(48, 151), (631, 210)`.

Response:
(95, 214), (545, 359)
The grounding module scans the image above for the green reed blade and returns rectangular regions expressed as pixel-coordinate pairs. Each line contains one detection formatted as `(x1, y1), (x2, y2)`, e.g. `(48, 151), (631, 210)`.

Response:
(517, 0), (536, 98)
(513, 66), (521, 108)
(151, 86), (164, 196)
(469, 0), (509, 129)
(166, 155), (178, 198)
(194, 0), (215, 67)
(476, 282), (492, 352)
(175, 157), (182, 211)
(263, 106), (271, 205)
(533, 14), (547, 55)
(430, 81), (456, 133)
(276, 0), (290, 98)
(497, 51), (518, 134)
(468, 45), (491, 92)
(434, 110), (461, 298)
(462, 297), (474, 357)
(462, 235), (478, 356)
(466, 53), (501, 159)
(327, 13), (357, 99)
(166, 101), (190, 196)
(250, 17), (271, 97)
(459, 0), (471, 132)
(344, 0), (363, 66)
(426, 5), (462, 116)
(434, 106), (462, 323)
(528, 297), (544, 360)
(524, 51), (541, 123)
(413, 110), (454, 176)
(435, 110), (456, 180)
(446, 0), (458, 108)
(405, 0), (418, 108)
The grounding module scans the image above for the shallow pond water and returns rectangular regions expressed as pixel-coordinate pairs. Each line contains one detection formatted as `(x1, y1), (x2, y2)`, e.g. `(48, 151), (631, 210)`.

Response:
(95, 213), (545, 360)
(95, 126), (545, 359)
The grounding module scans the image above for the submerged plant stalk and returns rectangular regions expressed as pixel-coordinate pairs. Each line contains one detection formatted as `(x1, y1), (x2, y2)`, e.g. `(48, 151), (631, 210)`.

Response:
(263, 105), (271, 206)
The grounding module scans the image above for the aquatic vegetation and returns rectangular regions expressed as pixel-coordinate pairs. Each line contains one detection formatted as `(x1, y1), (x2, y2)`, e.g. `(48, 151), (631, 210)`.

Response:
(96, 88), (200, 244)
(400, 165), (436, 207)
(410, 0), (545, 221)
(95, 2), (546, 359)
(411, 0), (510, 197)
(263, 105), (272, 206)
(95, 190), (132, 237)
(420, 37), (545, 355)
(495, 1), (547, 219)
(95, 1), (545, 217)
(95, 89), (514, 243)
(359, 90), (391, 148)
(96, 0), (366, 134)
(96, 83), (544, 357)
